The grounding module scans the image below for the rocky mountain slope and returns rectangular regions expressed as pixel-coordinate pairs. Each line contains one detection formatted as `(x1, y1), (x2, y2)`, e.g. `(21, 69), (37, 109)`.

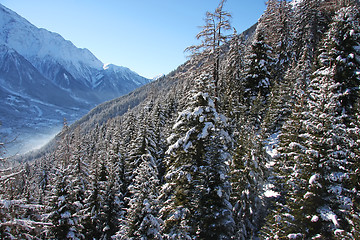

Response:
(0, 3), (150, 154)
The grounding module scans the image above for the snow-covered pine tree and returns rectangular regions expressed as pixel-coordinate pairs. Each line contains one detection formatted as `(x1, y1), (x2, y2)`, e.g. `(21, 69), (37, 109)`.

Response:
(160, 73), (234, 239)
(0, 163), (49, 239)
(122, 109), (138, 146)
(48, 166), (80, 239)
(261, 5), (360, 238)
(185, 0), (231, 108)
(68, 128), (87, 219)
(307, 5), (360, 238)
(230, 126), (268, 239)
(292, 0), (330, 62)
(259, 79), (310, 239)
(260, 0), (295, 136)
(36, 155), (53, 206)
(149, 101), (170, 181)
(123, 109), (158, 187)
(122, 154), (161, 240)
(48, 122), (83, 239)
(323, 3), (360, 121)
(101, 136), (124, 239)
(260, 0), (293, 75)
(243, 28), (275, 129)
(116, 108), (162, 239)
(222, 29), (245, 122)
(80, 160), (102, 240)
(351, 98), (360, 239)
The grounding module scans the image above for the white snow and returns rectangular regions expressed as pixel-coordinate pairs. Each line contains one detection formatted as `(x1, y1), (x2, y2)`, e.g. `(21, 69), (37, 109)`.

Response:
(319, 207), (339, 227)
(183, 141), (193, 152)
(263, 183), (280, 198)
(309, 174), (319, 185)
(303, 192), (314, 199)
(311, 215), (319, 222)
(288, 233), (302, 239)
(60, 211), (71, 219)
(305, 149), (319, 158)
(192, 106), (204, 118)
(33, 105), (43, 117)
(329, 185), (342, 195)
(217, 188), (223, 197)
(166, 133), (177, 144)
(264, 190), (280, 198)
(172, 120), (184, 130)
(198, 122), (214, 139)
(265, 133), (279, 158)
(316, 68), (335, 76)
(289, 142), (306, 151)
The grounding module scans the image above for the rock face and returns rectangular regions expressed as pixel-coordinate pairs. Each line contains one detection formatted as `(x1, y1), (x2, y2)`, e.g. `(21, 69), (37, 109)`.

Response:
(0, 3), (150, 154)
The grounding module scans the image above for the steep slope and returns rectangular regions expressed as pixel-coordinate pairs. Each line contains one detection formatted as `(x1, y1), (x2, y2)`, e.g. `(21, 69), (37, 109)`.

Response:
(2, 1), (360, 239)
(0, 3), (150, 155)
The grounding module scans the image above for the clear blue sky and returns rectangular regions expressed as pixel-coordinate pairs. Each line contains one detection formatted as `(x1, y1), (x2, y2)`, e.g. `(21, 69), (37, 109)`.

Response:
(0, 0), (267, 79)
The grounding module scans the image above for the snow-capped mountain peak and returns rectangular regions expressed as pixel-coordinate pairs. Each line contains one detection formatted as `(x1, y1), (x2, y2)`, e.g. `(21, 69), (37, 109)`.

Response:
(103, 63), (131, 73)
(0, 3), (150, 155)
(0, 3), (103, 82)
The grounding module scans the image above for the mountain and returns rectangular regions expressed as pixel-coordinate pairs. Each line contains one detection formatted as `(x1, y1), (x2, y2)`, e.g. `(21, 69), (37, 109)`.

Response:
(0, 3), (150, 154)
(2, 1), (360, 239)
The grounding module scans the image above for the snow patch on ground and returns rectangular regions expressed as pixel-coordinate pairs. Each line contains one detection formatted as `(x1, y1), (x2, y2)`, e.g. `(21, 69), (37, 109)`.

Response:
(264, 133), (279, 158)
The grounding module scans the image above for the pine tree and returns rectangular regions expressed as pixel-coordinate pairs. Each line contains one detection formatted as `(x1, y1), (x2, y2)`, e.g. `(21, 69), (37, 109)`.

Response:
(48, 166), (80, 239)
(222, 29), (244, 121)
(293, 0), (329, 61)
(260, 0), (293, 74)
(160, 73), (234, 239)
(101, 137), (124, 239)
(261, 5), (360, 238)
(243, 28), (275, 130)
(124, 109), (157, 186)
(124, 154), (161, 239)
(185, 0), (232, 107)
(81, 163), (102, 240)
(230, 127), (268, 239)
(48, 122), (83, 239)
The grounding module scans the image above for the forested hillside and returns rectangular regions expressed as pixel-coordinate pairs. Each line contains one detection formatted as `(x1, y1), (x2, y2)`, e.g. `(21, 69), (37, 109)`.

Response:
(1, 0), (360, 239)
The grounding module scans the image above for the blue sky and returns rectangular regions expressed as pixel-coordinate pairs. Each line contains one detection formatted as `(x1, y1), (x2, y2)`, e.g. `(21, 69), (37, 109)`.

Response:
(0, 0), (267, 79)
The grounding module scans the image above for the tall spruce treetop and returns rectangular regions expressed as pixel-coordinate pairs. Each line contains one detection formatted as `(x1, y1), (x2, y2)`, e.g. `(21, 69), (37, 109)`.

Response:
(244, 28), (274, 101)
(185, 0), (231, 107)
(222, 29), (245, 121)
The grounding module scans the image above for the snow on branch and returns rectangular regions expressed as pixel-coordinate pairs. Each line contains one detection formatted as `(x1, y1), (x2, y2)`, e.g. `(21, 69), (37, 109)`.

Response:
(0, 169), (25, 182)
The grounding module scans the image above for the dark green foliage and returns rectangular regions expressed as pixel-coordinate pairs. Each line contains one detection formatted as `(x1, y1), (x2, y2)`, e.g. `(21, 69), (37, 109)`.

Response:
(230, 127), (268, 239)
(161, 74), (234, 239)
(244, 30), (274, 101)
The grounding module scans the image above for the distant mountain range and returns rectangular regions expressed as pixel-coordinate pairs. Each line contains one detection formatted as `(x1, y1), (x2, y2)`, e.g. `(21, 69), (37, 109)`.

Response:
(0, 3), (151, 155)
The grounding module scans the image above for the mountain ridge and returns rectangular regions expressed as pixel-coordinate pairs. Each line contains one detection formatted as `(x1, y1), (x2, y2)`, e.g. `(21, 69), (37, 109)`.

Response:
(0, 3), (151, 155)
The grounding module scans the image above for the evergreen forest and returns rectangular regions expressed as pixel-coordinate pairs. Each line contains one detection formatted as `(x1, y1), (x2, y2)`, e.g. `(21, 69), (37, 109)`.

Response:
(1, 0), (360, 239)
